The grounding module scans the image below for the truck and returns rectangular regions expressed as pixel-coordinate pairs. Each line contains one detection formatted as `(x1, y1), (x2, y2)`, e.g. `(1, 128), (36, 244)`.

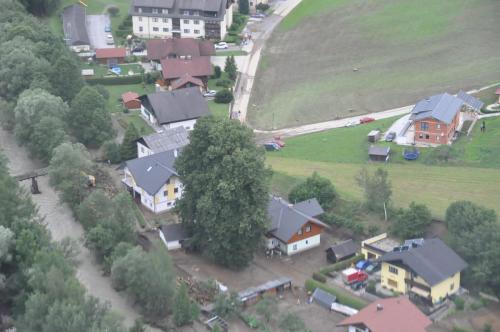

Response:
(341, 268), (368, 285)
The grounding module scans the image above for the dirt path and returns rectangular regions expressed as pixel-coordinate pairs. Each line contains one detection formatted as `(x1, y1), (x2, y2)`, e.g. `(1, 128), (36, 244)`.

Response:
(0, 128), (160, 331)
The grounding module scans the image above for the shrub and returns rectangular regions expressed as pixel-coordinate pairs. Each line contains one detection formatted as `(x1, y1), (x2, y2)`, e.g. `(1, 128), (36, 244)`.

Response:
(305, 279), (367, 310)
(213, 66), (222, 79)
(94, 84), (110, 100)
(454, 297), (465, 311)
(483, 323), (492, 332)
(215, 79), (232, 88)
(144, 71), (161, 84)
(125, 55), (138, 63)
(107, 5), (120, 16)
(214, 89), (233, 104)
(319, 253), (364, 275)
(312, 272), (326, 283)
(256, 3), (270, 11)
(102, 141), (121, 164)
(366, 280), (376, 294)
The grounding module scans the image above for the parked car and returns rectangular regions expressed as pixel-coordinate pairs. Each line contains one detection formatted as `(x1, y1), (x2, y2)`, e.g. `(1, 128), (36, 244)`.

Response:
(273, 136), (286, 147)
(215, 42), (228, 50)
(344, 120), (358, 127)
(355, 260), (371, 270)
(105, 34), (114, 45)
(365, 262), (380, 274)
(203, 90), (217, 98)
(251, 13), (266, 18)
(263, 142), (280, 151)
(385, 131), (396, 142)
(360, 117), (375, 124)
(104, 24), (111, 32)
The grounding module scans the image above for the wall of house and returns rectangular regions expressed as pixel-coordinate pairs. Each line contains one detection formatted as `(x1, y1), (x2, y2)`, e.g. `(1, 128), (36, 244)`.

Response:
(132, 15), (225, 39)
(430, 272), (461, 304)
(153, 176), (183, 213)
(70, 44), (91, 52)
(141, 104), (157, 125)
(285, 234), (321, 255)
(180, 18), (206, 38)
(137, 142), (154, 158)
(287, 221), (322, 244)
(361, 233), (387, 260)
(414, 112), (460, 145)
(162, 118), (198, 131)
(381, 262), (408, 294)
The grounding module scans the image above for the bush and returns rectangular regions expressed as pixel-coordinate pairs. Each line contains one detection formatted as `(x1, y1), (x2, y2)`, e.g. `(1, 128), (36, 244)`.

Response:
(214, 89), (233, 104)
(312, 272), (326, 283)
(94, 84), (110, 100)
(241, 314), (263, 329)
(366, 280), (376, 294)
(125, 55), (139, 63)
(213, 66), (222, 79)
(319, 253), (364, 275)
(86, 75), (143, 85)
(454, 297), (465, 311)
(102, 141), (121, 164)
(215, 79), (232, 88)
(256, 3), (270, 11)
(144, 71), (161, 84)
(107, 5), (119, 16)
(305, 279), (367, 310)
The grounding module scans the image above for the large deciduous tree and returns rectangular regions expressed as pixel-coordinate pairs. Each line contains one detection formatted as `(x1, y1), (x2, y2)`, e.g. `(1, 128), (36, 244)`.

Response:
(391, 202), (432, 239)
(288, 172), (336, 210)
(50, 54), (84, 102)
(175, 116), (271, 269)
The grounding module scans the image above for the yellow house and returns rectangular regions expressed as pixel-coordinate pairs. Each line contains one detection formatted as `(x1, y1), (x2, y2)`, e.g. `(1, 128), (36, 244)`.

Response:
(380, 238), (467, 305)
(361, 233), (400, 260)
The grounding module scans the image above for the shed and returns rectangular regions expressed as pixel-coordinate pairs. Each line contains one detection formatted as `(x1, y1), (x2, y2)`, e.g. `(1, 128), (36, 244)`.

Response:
(368, 146), (390, 162)
(326, 239), (358, 263)
(367, 130), (381, 143)
(311, 288), (336, 310)
(95, 48), (127, 66)
(158, 223), (189, 250)
(81, 69), (94, 76)
(238, 277), (292, 306)
(122, 91), (141, 110)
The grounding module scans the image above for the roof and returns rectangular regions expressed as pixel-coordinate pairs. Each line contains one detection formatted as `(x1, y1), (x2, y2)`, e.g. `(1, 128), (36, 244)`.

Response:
(95, 47), (127, 59)
(140, 87), (210, 125)
(238, 277), (292, 301)
(146, 38), (215, 61)
(326, 239), (358, 259)
(311, 288), (336, 308)
(131, 0), (228, 20)
(138, 126), (190, 153)
(171, 74), (204, 90)
(125, 150), (179, 195)
(161, 57), (213, 80)
(381, 238), (467, 286)
(369, 146), (390, 156)
(122, 91), (140, 103)
(338, 297), (431, 332)
(456, 90), (484, 111)
(410, 93), (464, 124)
(267, 197), (327, 242)
(62, 5), (90, 46)
(159, 223), (189, 242)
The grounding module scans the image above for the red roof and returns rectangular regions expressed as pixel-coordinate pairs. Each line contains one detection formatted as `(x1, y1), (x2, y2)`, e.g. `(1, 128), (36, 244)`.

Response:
(95, 48), (127, 59)
(146, 38), (215, 61)
(121, 91), (140, 103)
(171, 74), (204, 90)
(338, 297), (431, 332)
(495, 87), (500, 95)
(161, 57), (213, 80)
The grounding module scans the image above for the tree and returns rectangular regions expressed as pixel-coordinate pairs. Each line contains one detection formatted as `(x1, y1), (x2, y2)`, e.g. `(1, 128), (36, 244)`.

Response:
(19, 0), (60, 16)
(356, 168), (392, 219)
(129, 319), (146, 332)
(69, 86), (114, 147)
(391, 202), (432, 239)
(111, 246), (175, 318)
(213, 65), (222, 79)
(213, 292), (241, 319)
(214, 89), (233, 104)
(279, 313), (306, 332)
(224, 55), (237, 81)
(255, 295), (278, 323)
(107, 5), (120, 16)
(0, 225), (14, 290)
(50, 54), (84, 102)
(256, 3), (270, 11)
(31, 116), (68, 163)
(288, 172), (336, 210)
(121, 123), (140, 161)
(446, 201), (497, 236)
(173, 283), (199, 326)
(103, 141), (122, 164)
(238, 0), (249, 15)
(175, 117), (271, 269)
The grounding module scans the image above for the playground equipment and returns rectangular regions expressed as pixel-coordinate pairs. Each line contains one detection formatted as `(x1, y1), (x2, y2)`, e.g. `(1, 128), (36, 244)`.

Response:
(403, 146), (420, 160)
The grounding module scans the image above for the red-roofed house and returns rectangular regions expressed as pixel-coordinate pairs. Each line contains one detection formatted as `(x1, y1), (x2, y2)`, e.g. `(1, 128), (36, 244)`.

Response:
(160, 57), (213, 90)
(170, 74), (204, 91)
(122, 92), (141, 110)
(95, 48), (127, 66)
(146, 38), (215, 62)
(337, 297), (431, 332)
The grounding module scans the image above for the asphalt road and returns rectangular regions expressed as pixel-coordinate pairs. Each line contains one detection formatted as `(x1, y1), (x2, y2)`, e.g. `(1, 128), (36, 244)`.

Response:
(87, 14), (112, 49)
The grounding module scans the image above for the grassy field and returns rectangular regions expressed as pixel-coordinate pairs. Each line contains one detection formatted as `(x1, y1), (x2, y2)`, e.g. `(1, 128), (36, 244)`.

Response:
(104, 83), (154, 113)
(249, 0), (500, 129)
(267, 116), (500, 218)
(208, 100), (229, 120)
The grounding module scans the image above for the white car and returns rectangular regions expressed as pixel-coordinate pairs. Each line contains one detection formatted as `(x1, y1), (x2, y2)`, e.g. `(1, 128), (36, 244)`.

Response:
(203, 90), (217, 98)
(105, 34), (114, 45)
(344, 120), (358, 127)
(215, 42), (228, 50)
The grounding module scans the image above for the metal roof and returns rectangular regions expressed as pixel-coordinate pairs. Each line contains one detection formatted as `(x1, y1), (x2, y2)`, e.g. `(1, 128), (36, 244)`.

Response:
(125, 149), (179, 195)
(410, 93), (464, 124)
(62, 5), (90, 46)
(311, 288), (336, 310)
(368, 146), (390, 156)
(139, 126), (189, 154)
(381, 238), (467, 286)
(326, 239), (358, 260)
(160, 223), (189, 242)
(237, 277), (292, 301)
(456, 90), (484, 111)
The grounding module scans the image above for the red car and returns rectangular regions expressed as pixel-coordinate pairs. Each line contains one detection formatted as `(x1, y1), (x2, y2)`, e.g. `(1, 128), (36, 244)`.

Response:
(273, 136), (286, 147)
(360, 117), (375, 124)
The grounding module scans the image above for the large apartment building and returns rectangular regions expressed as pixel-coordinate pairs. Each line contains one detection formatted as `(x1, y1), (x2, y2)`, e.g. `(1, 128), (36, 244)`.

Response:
(130, 0), (233, 40)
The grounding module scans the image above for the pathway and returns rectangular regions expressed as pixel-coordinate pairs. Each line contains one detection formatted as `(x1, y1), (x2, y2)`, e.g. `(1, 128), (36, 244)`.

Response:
(0, 128), (160, 331)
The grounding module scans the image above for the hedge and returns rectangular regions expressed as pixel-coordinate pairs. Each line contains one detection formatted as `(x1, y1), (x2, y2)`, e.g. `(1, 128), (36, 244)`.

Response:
(312, 272), (326, 283)
(305, 279), (368, 310)
(85, 75), (143, 85)
(319, 253), (365, 275)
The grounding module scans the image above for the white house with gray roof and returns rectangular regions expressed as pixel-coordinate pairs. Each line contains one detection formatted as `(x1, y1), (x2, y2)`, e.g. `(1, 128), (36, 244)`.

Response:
(122, 149), (183, 213)
(266, 197), (328, 255)
(137, 126), (190, 158)
(130, 0), (233, 40)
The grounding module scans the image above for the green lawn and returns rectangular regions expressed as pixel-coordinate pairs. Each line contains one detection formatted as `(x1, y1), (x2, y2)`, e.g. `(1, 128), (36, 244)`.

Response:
(116, 112), (154, 136)
(279, 0), (349, 31)
(208, 72), (232, 91)
(104, 83), (154, 113)
(208, 100), (229, 119)
(476, 84), (500, 109)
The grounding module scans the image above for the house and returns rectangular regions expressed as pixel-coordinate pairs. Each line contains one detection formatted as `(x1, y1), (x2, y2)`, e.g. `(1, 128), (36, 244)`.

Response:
(136, 126), (189, 158)
(122, 149), (183, 213)
(361, 233), (400, 260)
(62, 5), (90, 52)
(95, 48), (127, 66)
(139, 87), (210, 130)
(146, 38), (215, 63)
(266, 197), (328, 255)
(326, 239), (358, 263)
(409, 92), (483, 145)
(310, 288), (336, 311)
(238, 277), (292, 306)
(171, 74), (204, 91)
(122, 92), (141, 110)
(130, 0), (233, 40)
(380, 238), (467, 305)
(368, 146), (390, 162)
(160, 57), (213, 89)
(159, 223), (189, 250)
(337, 297), (432, 332)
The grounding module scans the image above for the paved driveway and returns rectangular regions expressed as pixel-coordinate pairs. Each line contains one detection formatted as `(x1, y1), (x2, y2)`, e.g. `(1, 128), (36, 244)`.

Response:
(87, 14), (112, 49)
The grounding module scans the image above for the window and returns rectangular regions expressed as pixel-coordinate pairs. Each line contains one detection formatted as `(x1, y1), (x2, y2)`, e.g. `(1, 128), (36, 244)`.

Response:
(425, 134), (430, 139)
(194, 19), (199, 24)
(293, 244), (297, 251)
(153, 27), (159, 32)
(250, 1), (253, 5)
(183, 29), (190, 33)
(193, 10), (199, 16)
(140, 147), (144, 153)
(163, 27), (169, 32)
(167, 202), (172, 206)
(138, 16), (142, 22)
(436, 123), (441, 129)
(305, 225), (311, 232)
(152, 17), (158, 22)
(137, 7), (142, 13)
(174, 188), (179, 193)
(389, 266), (398, 275)
(194, 29), (200, 34)
(152, 8), (158, 13)
(139, 26), (143, 32)
(183, 19), (189, 24)
(162, 18), (168, 23)
(297, 229), (302, 235)
(388, 279), (398, 288)
(450, 283), (454, 291)
(305, 240), (308, 245)
(418, 133), (423, 139)
(183, 10), (189, 15)
(163, 190), (168, 197)
(421, 122), (429, 130)
(162, 8), (169, 14)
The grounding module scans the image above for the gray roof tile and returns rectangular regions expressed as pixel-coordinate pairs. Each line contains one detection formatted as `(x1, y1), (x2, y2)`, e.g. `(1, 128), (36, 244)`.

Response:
(160, 223), (189, 242)
(457, 90), (484, 111)
(139, 126), (189, 154)
(62, 5), (90, 46)
(326, 239), (358, 260)
(410, 93), (464, 124)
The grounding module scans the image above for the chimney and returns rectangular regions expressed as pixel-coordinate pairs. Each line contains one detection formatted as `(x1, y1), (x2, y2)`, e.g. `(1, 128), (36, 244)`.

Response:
(376, 304), (383, 311)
